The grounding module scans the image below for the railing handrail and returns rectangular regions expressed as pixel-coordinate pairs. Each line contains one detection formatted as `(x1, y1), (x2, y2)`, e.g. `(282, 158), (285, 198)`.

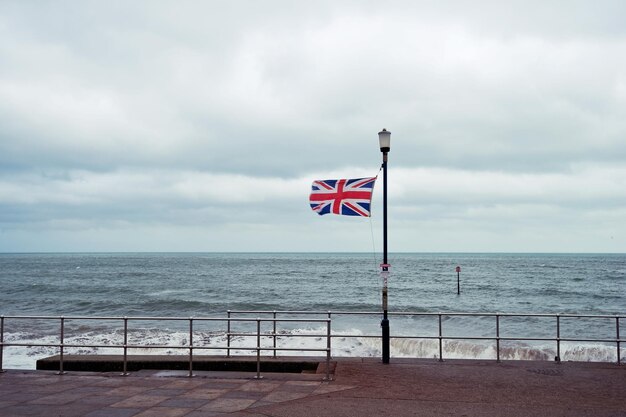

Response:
(225, 310), (626, 319)
(0, 314), (332, 322)
(3, 311), (623, 320)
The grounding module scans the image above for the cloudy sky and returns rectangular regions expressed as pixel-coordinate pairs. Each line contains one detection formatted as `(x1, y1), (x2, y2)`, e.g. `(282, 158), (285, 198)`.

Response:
(1, 0), (625, 253)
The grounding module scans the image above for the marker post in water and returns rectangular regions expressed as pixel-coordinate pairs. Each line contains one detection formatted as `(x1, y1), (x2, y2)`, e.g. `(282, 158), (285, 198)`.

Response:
(456, 266), (461, 295)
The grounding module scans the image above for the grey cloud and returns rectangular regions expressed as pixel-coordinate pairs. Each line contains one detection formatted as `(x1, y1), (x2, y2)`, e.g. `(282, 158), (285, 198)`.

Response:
(1, 1), (625, 252)
(3, 1), (625, 175)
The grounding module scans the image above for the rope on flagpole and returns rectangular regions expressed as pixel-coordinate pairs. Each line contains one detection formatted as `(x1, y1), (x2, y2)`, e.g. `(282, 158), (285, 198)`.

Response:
(368, 164), (384, 272)
(369, 213), (377, 272)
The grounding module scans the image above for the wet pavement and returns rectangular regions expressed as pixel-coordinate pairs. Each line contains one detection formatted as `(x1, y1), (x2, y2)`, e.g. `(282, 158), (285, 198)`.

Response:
(1, 358), (624, 416)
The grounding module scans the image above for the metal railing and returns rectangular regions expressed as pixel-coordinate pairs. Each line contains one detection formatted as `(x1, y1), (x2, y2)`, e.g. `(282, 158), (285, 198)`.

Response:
(0, 311), (623, 378)
(226, 310), (624, 365)
(0, 315), (333, 380)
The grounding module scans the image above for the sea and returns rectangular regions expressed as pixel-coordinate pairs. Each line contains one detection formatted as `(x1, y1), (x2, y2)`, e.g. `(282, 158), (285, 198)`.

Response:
(0, 252), (624, 369)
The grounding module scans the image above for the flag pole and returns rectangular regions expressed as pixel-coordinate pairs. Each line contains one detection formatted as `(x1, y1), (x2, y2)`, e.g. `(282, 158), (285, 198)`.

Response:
(378, 129), (391, 364)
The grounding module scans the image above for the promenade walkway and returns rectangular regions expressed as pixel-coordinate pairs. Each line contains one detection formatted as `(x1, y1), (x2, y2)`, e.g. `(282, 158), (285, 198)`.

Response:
(0, 358), (624, 416)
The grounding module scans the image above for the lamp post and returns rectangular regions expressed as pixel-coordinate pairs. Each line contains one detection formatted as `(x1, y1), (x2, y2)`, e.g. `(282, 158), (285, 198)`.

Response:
(379, 128), (391, 364)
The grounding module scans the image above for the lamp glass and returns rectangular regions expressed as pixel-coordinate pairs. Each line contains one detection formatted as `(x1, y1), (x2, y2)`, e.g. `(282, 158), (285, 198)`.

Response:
(378, 129), (391, 151)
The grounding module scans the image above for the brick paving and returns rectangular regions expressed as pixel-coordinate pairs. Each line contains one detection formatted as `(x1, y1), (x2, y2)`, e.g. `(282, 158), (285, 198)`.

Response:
(0, 359), (624, 416)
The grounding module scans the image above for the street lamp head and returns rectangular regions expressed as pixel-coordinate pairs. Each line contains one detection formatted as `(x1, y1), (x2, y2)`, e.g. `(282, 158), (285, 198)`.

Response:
(378, 128), (391, 153)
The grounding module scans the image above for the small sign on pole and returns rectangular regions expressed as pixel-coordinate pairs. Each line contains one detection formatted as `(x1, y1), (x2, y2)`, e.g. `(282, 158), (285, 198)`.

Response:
(380, 263), (390, 286)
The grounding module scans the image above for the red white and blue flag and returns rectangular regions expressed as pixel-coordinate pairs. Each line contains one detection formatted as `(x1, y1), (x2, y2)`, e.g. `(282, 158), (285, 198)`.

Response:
(309, 177), (377, 217)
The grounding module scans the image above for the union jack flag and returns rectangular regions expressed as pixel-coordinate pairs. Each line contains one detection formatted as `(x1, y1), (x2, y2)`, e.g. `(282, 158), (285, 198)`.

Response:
(309, 177), (377, 217)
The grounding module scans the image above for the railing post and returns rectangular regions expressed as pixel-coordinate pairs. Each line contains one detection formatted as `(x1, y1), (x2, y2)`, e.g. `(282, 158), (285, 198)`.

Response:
(122, 317), (129, 376)
(272, 311), (277, 359)
(496, 314), (501, 363)
(438, 314), (443, 362)
(0, 316), (4, 373)
(325, 318), (332, 381)
(226, 310), (231, 358)
(617, 316), (621, 366)
(555, 314), (561, 363)
(327, 310), (333, 357)
(188, 317), (194, 378)
(255, 318), (262, 379)
(58, 316), (66, 375)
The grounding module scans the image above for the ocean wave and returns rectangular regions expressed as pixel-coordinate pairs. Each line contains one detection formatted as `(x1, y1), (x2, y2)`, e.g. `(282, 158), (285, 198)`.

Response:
(356, 337), (620, 362)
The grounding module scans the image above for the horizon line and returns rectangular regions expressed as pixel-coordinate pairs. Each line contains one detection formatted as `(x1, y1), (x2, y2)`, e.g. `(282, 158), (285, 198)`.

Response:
(1, 251), (624, 255)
